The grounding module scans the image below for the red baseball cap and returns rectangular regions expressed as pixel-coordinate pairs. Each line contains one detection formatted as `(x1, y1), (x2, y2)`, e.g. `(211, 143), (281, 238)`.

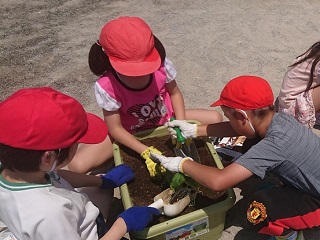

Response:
(0, 87), (108, 150)
(210, 75), (274, 110)
(99, 16), (161, 76)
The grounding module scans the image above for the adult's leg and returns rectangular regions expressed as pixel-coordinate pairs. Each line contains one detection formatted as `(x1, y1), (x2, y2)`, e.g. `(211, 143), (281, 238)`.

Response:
(68, 135), (114, 174)
(185, 109), (223, 125)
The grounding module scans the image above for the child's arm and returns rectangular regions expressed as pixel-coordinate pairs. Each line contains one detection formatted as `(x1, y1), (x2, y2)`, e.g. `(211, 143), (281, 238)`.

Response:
(166, 119), (239, 138)
(150, 152), (253, 191)
(103, 110), (164, 177)
(198, 121), (239, 137)
(100, 217), (127, 240)
(57, 169), (102, 188)
(100, 206), (160, 240)
(57, 164), (134, 189)
(103, 109), (149, 154)
(165, 80), (186, 120)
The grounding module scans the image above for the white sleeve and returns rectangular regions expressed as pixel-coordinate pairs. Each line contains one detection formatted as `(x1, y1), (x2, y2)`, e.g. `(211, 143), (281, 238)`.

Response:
(94, 82), (121, 111)
(164, 58), (177, 83)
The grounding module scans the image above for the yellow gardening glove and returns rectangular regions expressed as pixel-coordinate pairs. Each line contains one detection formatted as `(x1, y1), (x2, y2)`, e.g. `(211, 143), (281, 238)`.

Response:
(141, 146), (166, 177)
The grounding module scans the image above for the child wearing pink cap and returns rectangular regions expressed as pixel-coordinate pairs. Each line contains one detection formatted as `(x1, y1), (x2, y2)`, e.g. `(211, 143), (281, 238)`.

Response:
(0, 87), (159, 240)
(151, 76), (320, 240)
(277, 40), (320, 129)
(89, 16), (223, 178)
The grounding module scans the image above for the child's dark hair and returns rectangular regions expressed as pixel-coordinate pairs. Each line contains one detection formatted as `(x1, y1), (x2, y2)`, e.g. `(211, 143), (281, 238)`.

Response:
(88, 41), (113, 76)
(250, 105), (275, 118)
(227, 106), (275, 119)
(88, 36), (166, 76)
(0, 143), (70, 172)
(290, 41), (320, 92)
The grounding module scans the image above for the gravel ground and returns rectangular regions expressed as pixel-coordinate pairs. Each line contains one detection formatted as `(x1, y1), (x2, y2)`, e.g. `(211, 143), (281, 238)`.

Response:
(1, 1), (320, 239)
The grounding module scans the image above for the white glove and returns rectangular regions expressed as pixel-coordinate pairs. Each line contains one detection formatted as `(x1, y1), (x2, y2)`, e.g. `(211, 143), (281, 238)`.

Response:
(150, 152), (193, 173)
(165, 120), (198, 138)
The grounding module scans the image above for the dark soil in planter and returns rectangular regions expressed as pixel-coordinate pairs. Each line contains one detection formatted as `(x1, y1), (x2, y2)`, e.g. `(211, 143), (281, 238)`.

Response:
(119, 135), (228, 223)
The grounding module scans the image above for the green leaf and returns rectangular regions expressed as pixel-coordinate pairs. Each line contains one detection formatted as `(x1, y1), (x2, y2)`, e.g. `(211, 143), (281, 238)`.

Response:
(170, 173), (186, 190)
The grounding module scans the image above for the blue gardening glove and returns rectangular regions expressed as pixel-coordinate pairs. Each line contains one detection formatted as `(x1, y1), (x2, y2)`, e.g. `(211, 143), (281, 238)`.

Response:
(141, 146), (166, 177)
(100, 164), (134, 188)
(118, 206), (160, 232)
(150, 152), (193, 173)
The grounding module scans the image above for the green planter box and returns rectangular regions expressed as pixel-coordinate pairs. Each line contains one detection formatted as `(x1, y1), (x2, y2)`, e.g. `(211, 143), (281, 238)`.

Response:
(113, 124), (236, 240)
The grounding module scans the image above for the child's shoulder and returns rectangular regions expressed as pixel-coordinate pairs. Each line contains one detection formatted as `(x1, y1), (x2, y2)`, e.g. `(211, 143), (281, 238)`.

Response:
(97, 71), (115, 82)
(96, 72), (118, 90)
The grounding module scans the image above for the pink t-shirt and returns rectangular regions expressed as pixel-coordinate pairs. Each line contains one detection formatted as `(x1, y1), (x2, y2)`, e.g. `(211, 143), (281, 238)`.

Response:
(278, 56), (320, 109)
(95, 58), (176, 133)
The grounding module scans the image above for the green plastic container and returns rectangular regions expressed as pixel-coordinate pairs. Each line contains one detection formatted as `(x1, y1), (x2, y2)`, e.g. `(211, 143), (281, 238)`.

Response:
(113, 124), (236, 240)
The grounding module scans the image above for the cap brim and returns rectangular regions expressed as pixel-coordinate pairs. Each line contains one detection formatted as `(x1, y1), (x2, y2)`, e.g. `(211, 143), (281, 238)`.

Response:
(210, 99), (224, 107)
(77, 113), (108, 144)
(109, 47), (161, 76)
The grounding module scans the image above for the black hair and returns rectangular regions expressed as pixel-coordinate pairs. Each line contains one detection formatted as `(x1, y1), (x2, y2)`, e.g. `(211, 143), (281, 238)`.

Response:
(154, 36), (166, 63)
(88, 42), (112, 76)
(227, 105), (275, 119)
(290, 41), (320, 92)
(88, 36), (166, 77)
(250, 105), (275, 118)
(0, 143), (70, 173)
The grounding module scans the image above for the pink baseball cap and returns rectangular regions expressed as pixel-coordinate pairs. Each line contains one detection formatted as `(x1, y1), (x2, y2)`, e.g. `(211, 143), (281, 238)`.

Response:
(0, 87), (108, 150)
(210, 75), (274, 110)
(99, 16), (161, 76)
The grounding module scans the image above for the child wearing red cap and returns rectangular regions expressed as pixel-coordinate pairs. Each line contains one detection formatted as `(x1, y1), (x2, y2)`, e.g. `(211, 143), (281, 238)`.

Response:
(0, 87), (159, 240)
(151, 76), (320, 240)
(277, 40), (320, 129)
(88, 16), (223, 178)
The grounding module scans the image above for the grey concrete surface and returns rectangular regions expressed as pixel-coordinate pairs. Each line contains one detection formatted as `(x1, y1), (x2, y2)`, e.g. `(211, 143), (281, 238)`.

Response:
(1, 1), (320, 239)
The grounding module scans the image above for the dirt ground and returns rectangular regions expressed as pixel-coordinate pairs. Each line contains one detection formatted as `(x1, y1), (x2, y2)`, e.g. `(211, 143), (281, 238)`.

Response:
(1, 1), (320, 239)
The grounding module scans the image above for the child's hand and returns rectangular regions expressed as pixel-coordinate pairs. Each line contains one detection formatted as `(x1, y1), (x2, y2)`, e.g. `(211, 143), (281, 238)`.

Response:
(141, 146), (166, 177)
(100, 164), (135, 188)
(150, 152), (193, 173)
(165, 120), (198, 138)
(118, 206), (160, 232)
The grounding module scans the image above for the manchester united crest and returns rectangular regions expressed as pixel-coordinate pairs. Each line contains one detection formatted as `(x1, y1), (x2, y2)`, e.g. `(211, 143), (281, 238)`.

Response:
(247, 201), (267, 225)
